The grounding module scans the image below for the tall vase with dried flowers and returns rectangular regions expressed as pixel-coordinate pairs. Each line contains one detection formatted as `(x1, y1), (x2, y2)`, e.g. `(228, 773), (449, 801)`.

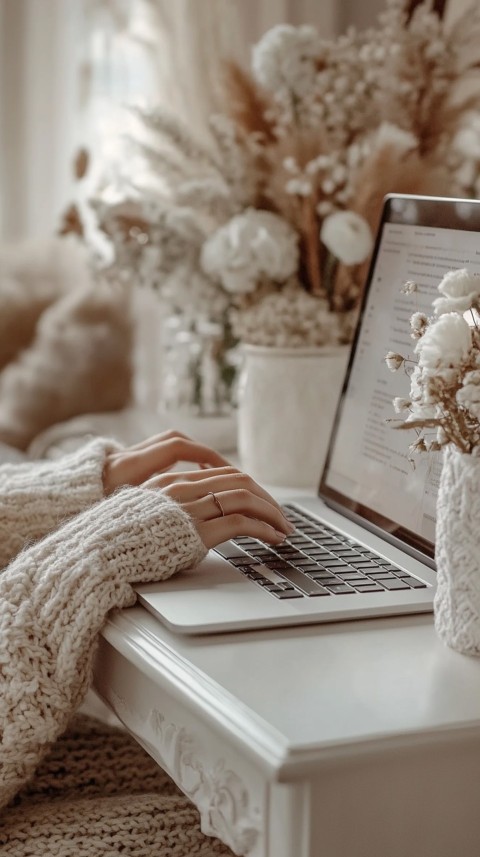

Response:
(79, 0), (480, 476)
(387, 269), (480, 656)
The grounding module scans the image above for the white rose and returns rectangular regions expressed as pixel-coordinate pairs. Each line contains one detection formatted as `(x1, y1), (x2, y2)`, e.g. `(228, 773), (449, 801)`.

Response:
(433, 268), (480, 316)
(201, 209), (299, 294)
(320, 211), (373, 265)
(415, 312), (472, 370)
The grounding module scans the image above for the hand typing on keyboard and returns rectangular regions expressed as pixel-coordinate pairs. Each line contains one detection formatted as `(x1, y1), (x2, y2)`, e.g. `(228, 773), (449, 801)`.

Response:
(117, 430), (295, 548)
(216, 505), (428, 599)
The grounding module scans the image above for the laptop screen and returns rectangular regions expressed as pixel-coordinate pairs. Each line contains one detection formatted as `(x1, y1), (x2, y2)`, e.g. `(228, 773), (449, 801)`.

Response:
(321, 195), (480, 561)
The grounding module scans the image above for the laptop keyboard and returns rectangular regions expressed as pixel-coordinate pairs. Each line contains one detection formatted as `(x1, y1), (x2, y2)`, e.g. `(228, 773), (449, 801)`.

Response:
(214, 504), (428, 600)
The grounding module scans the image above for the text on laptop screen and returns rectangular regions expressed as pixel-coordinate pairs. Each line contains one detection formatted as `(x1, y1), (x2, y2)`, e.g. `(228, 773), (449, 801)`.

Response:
(322, 209), (480, 558)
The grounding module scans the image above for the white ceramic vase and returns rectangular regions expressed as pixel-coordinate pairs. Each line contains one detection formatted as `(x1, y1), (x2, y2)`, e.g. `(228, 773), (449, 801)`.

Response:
(237, 344), (350, 489)
(434, 445), (480, 656)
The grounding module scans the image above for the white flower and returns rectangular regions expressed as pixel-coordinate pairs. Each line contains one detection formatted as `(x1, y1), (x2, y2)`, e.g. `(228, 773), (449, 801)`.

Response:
(385, 351), (404, 371)
(410, 312), (428, 339)
(456, 370), (480, 420)
(230, 284), (342, 347)
(433, 268), (480, 316)
(320, 211), (373, 265)
(285, 178), (313, 196)
(200, 209), (299, 295)
(393, 397), (411, 412)
(373, 122), (418, 154)
(415, 312), (472, 370)
(454, 115), (480, 160)
(252, 24), (320, 99)
(406, 365), (438, 420)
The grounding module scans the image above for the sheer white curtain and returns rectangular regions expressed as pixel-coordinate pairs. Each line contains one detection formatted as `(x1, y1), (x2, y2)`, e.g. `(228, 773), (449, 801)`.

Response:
(0, 0), (341, 242)
(146, 0), (339, 138)
(0, 0), (83, 241)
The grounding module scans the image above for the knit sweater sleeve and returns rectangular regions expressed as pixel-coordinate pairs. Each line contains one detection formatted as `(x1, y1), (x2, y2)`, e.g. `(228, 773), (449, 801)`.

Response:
(0, 486), (207, 811)
(0, 438), (122, 571)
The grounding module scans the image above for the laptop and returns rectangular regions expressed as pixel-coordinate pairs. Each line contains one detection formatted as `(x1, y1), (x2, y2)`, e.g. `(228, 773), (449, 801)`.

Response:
(137, 194), (480, 634)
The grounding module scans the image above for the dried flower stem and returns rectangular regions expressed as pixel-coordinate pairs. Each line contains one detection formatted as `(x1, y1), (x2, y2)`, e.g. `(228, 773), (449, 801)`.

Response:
(301, 196), (322, 296)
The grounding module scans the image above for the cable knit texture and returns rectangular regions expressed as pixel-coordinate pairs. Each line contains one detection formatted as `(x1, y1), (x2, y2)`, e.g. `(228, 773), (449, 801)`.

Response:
(0, 443), (225, 855)
(434, 444), (480, 656)
(0, 438), (122, 569)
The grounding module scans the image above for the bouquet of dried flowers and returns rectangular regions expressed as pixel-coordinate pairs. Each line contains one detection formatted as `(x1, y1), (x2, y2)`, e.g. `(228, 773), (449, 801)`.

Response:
(82, 0), (480, 361)
(386, 270), (480, 455)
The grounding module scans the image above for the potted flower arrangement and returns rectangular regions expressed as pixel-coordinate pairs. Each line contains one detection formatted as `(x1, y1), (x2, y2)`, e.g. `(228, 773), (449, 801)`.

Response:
(386, 269), (480, 655)
(82, 0), (480, 484)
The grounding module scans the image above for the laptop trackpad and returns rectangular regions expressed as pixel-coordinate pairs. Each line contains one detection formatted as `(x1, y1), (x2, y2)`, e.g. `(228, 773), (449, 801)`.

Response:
(135, 552), (300, 634)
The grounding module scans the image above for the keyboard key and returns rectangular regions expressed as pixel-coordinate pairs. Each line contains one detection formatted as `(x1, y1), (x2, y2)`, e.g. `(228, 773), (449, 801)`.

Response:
(294, 563), (323, 571)
(330, 550), (362, 559)
(310, 575), (342, 586)
(320, 559), (351, 568)
(404, 577), (427, 589)
(263, 559), (294, 570)
(274, 567), (334, 596)
(353, 583), (385, 592)
(215, 542), (248, 559)
(307, 586), (331, 597)
(326, 584), (355, 594)
(350, 560), (380, 568)
(365, 571), (396, 580)
(247, 549), (273, 557)
(379, 578), (410, 590)
(230, 557), (257, 566)
(305, 549), (334, 558)
(335, 572), (368, 582)
(272, 590), (304, 599)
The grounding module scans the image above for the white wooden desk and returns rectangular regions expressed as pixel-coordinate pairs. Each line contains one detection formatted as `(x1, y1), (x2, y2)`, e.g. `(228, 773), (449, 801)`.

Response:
(93, 605), (480, 857)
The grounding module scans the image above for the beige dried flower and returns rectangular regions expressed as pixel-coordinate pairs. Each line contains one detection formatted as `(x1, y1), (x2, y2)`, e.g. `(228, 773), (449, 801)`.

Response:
(390, 270), (480, 455)
(386, 351), (405, 371)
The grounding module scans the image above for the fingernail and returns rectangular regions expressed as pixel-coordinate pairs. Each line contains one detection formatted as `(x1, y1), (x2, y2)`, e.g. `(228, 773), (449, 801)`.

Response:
(275, 530), (288, 541)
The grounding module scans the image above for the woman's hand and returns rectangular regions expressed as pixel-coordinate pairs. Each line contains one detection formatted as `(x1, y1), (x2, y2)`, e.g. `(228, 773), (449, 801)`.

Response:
(104, 429), (294, 547)
(144, 465), (295, 549)
(103, 430), (231, 495)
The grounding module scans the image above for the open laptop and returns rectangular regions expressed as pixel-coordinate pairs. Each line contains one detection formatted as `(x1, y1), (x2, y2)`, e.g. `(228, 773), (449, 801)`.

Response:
(137, 194), (480, 634)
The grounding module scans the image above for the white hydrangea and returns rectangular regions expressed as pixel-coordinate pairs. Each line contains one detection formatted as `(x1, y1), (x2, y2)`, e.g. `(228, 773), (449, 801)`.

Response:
(251, 24), (321, 100)
(200, 209), (299, 295)
(320, 211), (373, 265)
(456, 369), (480, 420)
(415, 312), (472, 370)
(433, 268), (480, 316)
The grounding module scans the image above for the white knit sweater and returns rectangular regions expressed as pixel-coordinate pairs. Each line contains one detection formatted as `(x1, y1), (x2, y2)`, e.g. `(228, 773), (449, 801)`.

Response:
(0, 440), (230, 856)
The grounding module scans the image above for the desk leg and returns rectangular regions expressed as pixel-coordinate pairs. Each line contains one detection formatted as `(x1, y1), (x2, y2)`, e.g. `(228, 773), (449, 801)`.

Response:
(268, 783), (312, 857)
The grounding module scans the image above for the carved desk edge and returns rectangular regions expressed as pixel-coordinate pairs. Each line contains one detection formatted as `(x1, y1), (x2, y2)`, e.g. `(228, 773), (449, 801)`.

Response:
(97, 607), (480, 784)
